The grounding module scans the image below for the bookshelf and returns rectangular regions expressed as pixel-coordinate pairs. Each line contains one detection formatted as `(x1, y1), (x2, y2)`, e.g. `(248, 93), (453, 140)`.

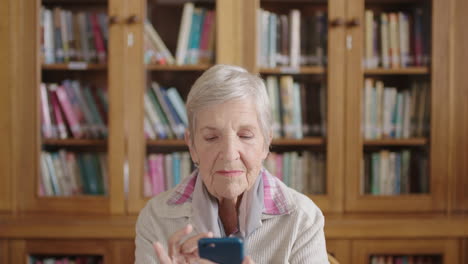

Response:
(352, 239), (460, 264)
(2, 0), (468, 262)
(10, 239), (113, 263)
(344, 0), (450, 212)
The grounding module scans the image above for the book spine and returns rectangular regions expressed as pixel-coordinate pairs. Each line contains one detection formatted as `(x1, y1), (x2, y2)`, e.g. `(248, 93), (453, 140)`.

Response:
(175, 2), (194, 65)
(56, 85), (82, 138)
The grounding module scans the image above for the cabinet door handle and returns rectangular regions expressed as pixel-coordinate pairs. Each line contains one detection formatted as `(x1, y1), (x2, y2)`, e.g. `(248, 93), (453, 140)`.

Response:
(346, 18), (361, 27)
(108, 15), (121, 25)
(126, 15), (140, 24)
(330, 18), (345, 27)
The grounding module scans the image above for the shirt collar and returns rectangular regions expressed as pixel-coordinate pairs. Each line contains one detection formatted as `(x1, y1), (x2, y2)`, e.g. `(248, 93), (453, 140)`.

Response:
(166, 168), (293, 216)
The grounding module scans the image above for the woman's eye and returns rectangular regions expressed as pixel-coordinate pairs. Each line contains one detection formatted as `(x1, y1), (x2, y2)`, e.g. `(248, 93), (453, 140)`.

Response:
(239, 134), (253, 139)
(204, 136), (217, 141)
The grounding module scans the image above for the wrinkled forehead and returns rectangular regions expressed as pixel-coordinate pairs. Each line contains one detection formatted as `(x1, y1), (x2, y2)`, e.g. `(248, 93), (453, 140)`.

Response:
(193, 98), (260, 132)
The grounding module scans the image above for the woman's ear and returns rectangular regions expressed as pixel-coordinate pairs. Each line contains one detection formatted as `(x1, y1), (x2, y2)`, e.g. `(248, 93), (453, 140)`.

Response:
(185, 130), (199, 164)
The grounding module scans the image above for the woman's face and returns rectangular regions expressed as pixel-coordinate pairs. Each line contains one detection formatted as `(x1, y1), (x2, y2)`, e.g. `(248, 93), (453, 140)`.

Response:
(186, 98), (269, 201)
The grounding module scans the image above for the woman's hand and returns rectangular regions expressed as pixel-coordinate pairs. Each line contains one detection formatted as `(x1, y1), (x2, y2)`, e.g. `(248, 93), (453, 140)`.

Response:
(152, 224), (214, 264)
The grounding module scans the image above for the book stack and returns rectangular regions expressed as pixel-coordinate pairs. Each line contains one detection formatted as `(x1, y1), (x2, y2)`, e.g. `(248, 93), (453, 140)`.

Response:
(362, 79), (430, 140)
(362, 149), (429, 195)
(364, 8), (430, 69)
(40, 81), (108, 139)
(265, 75), (326, 139)
(264, 151), (326, 195)
(143, 152), (192, 197)
(29, 255), (103, 264)
(39, 150), (108, 196)
(143, 82), (187, 140)
(145, 2), (216, 65)
(41, 7), (108, 64)
(257, 8), (327, 68)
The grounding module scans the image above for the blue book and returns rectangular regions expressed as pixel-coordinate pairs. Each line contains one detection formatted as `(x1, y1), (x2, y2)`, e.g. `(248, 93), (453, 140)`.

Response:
(172, 152), (181, 185)
(394, 153), (401, 194)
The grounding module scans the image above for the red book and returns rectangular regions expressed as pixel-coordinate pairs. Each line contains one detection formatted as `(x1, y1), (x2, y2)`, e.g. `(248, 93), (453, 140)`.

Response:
(56, 85), (83, 138)
(49, 84), (69, 139)
(90, 13), (106, 64)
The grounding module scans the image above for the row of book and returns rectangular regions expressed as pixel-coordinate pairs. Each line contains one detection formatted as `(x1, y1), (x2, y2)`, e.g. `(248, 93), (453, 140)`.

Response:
(41, 7), (108, 64)
(362, 149), (429, 195)
(362, 79), (429, 140)
(143, 152), (193, 197)
(364, 9), (430, 69)
(264, 151), (326, 195)
(144, 82), (187, 140)
(145, 3), (216, 65)
(29, 256), (102, 264)
(265, 75), (327, 139)
(41, 81), (108, 139)
(39, 150), (108, 196)
(370, 255), (440, 264)
(258, 9), (327, 68)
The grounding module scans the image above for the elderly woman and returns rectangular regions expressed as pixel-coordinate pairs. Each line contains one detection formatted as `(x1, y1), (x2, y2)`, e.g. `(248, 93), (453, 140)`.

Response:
(135, 65), (328, 263)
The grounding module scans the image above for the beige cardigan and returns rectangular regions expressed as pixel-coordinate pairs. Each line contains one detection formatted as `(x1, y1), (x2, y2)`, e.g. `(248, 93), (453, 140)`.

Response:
(135, 179), (329, 264)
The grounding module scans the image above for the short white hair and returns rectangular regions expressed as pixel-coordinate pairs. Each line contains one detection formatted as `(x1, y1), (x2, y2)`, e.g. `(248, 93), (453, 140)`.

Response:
(186, 64), (272, 148)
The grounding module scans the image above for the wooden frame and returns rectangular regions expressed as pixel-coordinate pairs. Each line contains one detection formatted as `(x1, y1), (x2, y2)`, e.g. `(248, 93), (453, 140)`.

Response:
(0, 0), (13, 213)
(10, 239), (113, 263)
(344, 0), (450, 213)
(326, 240), (351, 264)
(352, 239), (460, 263)
(110, 240), (135, 264)
(451, 0), (468, 212)
(9, 0), (126, 214)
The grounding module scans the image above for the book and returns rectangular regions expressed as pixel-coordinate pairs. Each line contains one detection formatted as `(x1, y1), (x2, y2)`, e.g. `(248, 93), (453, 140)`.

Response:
(175, 2), (194, 65)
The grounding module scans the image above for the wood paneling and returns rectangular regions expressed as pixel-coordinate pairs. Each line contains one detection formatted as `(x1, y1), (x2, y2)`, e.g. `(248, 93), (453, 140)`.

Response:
(327, 240), (351, 264)
(0, 240), (8, 264)
(0, 0), (12, 213)
(451, 0), (468, 212)
(10, 239), (113, 263)
(111, 240), (135, 264)
(352, 239), (460, 264)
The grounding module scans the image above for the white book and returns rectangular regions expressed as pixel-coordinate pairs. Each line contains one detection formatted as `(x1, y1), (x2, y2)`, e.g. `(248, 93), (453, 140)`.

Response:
(365, 10), (374, 68)
(375, 81), (384, 138)
(261, 10), (270, 67)
(398, 12), (410, 67)
(175, 2), (194, 65)
(59, 9), (69, 61)
(43, 8), (55, 64)
(289, 9), (300, 68)
(145, 21), (175, 65)
(40, 152), (54, 196)
(166, 87), (188, 126)
(402, 91), (411, 138)
(256, 9), (264, 67)
(269, 13), (277, 68)
(292, 82), (303, 139)
(144, 116), (157, 139)
(364, 78), (374, 139)
(144, 93), (165, 139)
(389, 13), (400, 68)
(380, 13), (390, 68)
(266, 76), (281, 138)
(379, 150), (389, 195)
(58, 150), (74, 196)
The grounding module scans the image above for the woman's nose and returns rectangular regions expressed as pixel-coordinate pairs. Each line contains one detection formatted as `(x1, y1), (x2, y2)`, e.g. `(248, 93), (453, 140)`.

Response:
(220, 136), (240, 161)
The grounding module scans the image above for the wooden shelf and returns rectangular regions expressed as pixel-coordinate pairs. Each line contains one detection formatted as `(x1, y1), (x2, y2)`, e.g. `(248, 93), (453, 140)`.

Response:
(42, 63), (107, 71)
(146, 64), (213, 71)
(364, 67), (429, 75)
(259, 66), (325, 74)
(147, 137), (325, 147)
(364, 138), (428, 146)
(42, 139), (107, 147)
(272, 137), (325, 146)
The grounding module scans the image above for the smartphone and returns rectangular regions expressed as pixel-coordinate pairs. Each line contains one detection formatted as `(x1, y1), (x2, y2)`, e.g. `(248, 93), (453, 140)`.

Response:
(198, 237), (244, 264)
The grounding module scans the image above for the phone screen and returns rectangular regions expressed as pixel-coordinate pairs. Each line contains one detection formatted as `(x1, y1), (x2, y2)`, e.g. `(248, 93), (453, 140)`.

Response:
(198, 237), (244, 264)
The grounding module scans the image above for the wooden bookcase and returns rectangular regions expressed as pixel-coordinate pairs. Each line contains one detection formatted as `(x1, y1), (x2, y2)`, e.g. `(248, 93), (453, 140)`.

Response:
(10, 239), (113, 263)
(352, 239), (460, 264)
(1, 0), (468, 262)
(344, 0), (450, 213)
